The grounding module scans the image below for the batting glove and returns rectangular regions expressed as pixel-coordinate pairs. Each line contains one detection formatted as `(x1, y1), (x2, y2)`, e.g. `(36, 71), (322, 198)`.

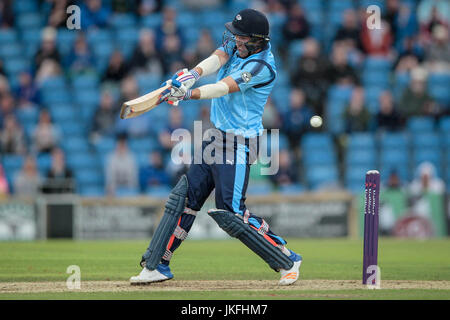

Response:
(167, 79), (192, 106)
(172, 68), (200, 90)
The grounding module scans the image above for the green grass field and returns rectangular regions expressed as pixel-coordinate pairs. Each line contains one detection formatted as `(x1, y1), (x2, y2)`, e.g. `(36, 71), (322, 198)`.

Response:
(0, 238), (449, 300)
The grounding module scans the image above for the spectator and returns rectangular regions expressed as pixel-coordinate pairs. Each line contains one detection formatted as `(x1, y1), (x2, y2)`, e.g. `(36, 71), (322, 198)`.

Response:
(14, 72), (40, 106)
(0, 93), (16, 126)
(90, 90), (117, 142)
(80, 0), (111, 29)
(160, 34), (185, 76)
(115, 76), (152, 137)
(186, 29), (216, 67)
(66, 34), (95, 77)
(327, 44), (359, 86)
(198, 104), (214, 134)
(34, 27), (61, 71)
(139, 150), (171, 192)
(13, 156), (42, 196)
(334, 9), (362, 50)
(343, 87), (371, 133)
(393, 2), (419, 49)
(386, 169), (403, 190)
(32, 109), (61, 154)
(155, 6), (184, 51)
(262, 97), (281, 132)
(290, 38), (329, 114)
(398, 67), (436, 118)
(137, 0), (164, 16)
(0, 164), (9, 197)
(0, 114), (27, 155)
(105, 134), (138, 195)
(158, 106), (184, 158)
(376, 91), (403, 131)
(384, 0), (401, 42)
(128, 29), (163, 76)
(282, 3), (310, 43)
(360, 18), (393, 56)
(47, 0), (76, 28)
(418, 0), (449, 41)
(103, 50), (129, 83)
(0, 0), (14, 28)
(35, 59), (63, 86)
(41, 148), (74, 194)
(270, 150), (298, 187)
(409, 161), (445, 197)
(281, 88), (313, 149)
(423, 24), (450, 72)
(394, 37), (424, 73)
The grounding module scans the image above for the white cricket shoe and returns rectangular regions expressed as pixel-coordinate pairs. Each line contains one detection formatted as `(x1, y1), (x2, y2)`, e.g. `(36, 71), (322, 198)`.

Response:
(130, 264), (173, 285)
(279, 251), (302, 286)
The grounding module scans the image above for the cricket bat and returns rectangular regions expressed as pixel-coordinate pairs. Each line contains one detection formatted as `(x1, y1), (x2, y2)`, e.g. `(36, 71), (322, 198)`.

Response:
(120, 84), (170, 119)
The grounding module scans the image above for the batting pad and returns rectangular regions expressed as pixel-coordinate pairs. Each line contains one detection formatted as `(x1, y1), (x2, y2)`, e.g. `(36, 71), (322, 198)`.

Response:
(141, 175), (188, 270)
(208, 209), (294, 272)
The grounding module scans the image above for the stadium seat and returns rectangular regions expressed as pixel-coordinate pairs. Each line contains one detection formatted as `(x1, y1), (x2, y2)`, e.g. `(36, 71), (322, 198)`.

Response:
(380, 149), (410, 165)
(413, 149), (443, 176)
(346, 149), (377, 167)
(246, 183), (273, 196)
(439, 116), (450, 132)
(278, 183), (305, 195)
(303, 150), (337, 166)
(66, 152), (100, 171)
(411, 132), (441, 149)
(348, 133), (376, 150)
(407, 116), (435, 132)
(301, 133), (334, 150)
(379, 132), (410, 149)
(74, 169), (104, 187)
(61, 137), (90, 154)
(146, 185), (172, 198)
(109, 13), (137, 29)
(36, 153), (52, 173)
(306, 165), (339, 190)
(15, 13), (42, 29)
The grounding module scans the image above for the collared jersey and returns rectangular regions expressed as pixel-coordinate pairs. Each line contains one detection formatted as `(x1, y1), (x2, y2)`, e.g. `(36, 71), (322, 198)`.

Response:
(210, 42), (277, 138)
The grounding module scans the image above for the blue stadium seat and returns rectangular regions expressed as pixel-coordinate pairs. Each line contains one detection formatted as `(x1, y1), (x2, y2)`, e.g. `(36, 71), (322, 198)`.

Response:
(301, 133), (334, 150)
(303, 150), (337, 166)
(411, 132), (441, 149)
(246, 183), (273, 195)
(379, 132), (410, 149)
(380, 149), (409, 165)
(346, 164), (377, 193)
(439, 116), (450, 132)
(346, 149), (377, 167)
(306, 165), (339, 190)
(116, 187), (139, 197)
(74, 89), (100, 106)
(40, 76), (68, 91)
(364, 56), (392, 72)
(348, 133), (376, 150)
(0, 43), (23, 59)
(49, 106), (77, 123)
(364, 86), (384, 113)
(79, 185), (105, 197)
(429, 85), (450, 107)
(146, 185), (172, 198)
(140, 13), (163, 29)
(16, 13), (42, 29)
(0, 29), (17, 44)
(2, 155), (24, 173)
(66, 152), (100, 171)
(13, 0), (38, 14)
(16, 107), (39, 126)
(362, 71), (389, 88)
(36, 153), (52, 173)
(57, 29), (79, 56)
(74, 169), (104, 187)
(413, 149), (442, 176)
(109, 13), (137, 29)
(442, 132), (450, 149)
(72, 74), (100, 90)
(279, 184), (305, 195)
(407, 116), (435, 132)
(380, 163), (411, 184)
(59, 122), (86, 137)
(61, 137), (90, 154)
(93, 136), (116, 156)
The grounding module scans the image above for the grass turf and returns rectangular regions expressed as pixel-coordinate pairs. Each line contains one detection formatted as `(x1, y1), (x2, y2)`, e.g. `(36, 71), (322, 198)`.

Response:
(0, 238), (449, 299)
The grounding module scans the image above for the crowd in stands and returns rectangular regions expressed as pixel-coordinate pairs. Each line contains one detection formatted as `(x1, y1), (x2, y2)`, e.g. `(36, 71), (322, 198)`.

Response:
(0, 0), (449, 199)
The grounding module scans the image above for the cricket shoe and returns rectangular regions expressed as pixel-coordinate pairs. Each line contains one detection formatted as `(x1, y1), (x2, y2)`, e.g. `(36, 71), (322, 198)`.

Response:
(279, 250), (302, 286)
(130, 263), (173, 285)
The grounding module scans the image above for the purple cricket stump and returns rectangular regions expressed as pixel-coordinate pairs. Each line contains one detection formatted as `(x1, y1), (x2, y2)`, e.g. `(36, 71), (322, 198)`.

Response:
(363, 170), (380, 285)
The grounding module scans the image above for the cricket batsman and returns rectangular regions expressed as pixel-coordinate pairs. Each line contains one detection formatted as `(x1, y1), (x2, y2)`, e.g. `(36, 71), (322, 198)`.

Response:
(130, 9), (302, 286)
